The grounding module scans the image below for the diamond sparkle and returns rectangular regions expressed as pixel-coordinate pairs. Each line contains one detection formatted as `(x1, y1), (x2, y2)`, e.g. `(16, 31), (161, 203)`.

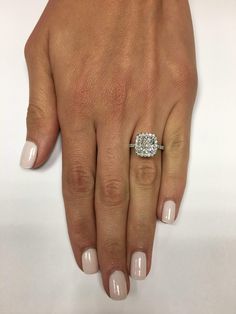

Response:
(134, 133), (158, 157)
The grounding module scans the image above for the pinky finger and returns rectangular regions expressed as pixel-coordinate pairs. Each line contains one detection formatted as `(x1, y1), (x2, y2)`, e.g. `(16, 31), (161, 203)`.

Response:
(157, 102), (192, 224)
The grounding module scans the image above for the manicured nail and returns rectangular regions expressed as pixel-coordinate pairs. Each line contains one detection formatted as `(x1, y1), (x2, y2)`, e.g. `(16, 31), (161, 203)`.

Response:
(131, 251), (147, 280)
(109, 271), (127, 300)
(162, 200), (176, 224)
(82, 248), (99, 274)
(20, 141), (38, 169)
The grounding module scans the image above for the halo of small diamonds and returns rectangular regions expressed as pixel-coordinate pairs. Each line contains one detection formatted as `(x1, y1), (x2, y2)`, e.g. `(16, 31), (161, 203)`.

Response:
(134, 133), (158, 157)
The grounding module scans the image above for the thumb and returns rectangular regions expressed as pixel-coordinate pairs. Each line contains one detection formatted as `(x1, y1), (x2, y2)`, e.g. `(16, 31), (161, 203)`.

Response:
(20, 37), (59, 169)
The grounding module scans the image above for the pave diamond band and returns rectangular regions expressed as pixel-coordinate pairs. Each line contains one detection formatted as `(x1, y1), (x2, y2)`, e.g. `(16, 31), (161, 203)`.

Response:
(129, 133), (164, 157)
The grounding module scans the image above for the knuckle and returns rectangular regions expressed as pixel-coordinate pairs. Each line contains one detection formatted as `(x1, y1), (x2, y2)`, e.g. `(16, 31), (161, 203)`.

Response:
(132, 215), (150, 236)
(26, 102), (48, 129)
(99, 177), (128, 207)
(64, 164), (94, 196)
(166, 172), (187, 188)
(132, 161), (158, 186)
(101, 238), (123, 258)
(170, 62), (198, 90)
(166, 131), (189, 153)
(68, 214), (91, 241)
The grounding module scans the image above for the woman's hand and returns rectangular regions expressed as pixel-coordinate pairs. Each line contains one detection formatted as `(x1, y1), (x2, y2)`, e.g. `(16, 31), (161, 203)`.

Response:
(20, 0), (197, 300)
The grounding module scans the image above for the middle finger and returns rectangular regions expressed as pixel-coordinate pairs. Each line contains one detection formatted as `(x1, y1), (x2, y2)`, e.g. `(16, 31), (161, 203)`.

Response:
(95, 121), (132, 301)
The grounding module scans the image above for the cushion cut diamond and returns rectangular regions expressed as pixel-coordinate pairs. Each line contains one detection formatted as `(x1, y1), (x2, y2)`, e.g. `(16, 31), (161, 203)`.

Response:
(135, 133), (158, 157)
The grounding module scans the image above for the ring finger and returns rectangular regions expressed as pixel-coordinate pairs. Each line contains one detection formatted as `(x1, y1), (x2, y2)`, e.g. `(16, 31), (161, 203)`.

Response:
(127, 116), (164, 280)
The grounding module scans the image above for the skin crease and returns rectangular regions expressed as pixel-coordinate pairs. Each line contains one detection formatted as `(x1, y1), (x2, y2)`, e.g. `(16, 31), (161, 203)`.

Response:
(24, 0), (197, 299)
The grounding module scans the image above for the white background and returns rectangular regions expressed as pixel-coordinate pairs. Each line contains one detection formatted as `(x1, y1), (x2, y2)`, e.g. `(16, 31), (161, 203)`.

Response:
(0, 1), (236, 313)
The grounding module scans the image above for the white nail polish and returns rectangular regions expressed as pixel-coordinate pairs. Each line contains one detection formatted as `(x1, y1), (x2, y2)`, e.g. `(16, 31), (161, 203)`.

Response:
(20, 141), (37, 169)
(109, 271), (127, 300)
(82, 248), (99, 274)
(131, 251), (147, 280)
(162, 200), (176, 224)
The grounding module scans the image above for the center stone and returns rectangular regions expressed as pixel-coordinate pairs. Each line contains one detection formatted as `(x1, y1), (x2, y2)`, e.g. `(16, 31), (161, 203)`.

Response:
(135, 133), (158, 157)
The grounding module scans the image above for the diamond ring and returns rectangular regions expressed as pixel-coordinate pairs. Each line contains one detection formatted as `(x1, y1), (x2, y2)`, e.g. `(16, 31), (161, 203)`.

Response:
(129, 132), (164, 157)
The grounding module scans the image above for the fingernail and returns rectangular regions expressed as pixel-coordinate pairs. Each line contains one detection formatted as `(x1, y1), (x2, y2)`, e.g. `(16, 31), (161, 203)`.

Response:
(82, 248), (99, 274)
(131, 251), (147, 280)
(162, 200), (176, 224)
(20, 141), (38, 169)
(109, 271), (127, 300)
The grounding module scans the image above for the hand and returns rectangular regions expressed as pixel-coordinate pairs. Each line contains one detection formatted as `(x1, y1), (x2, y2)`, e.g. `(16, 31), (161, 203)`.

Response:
(20, 0), (197, 300)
